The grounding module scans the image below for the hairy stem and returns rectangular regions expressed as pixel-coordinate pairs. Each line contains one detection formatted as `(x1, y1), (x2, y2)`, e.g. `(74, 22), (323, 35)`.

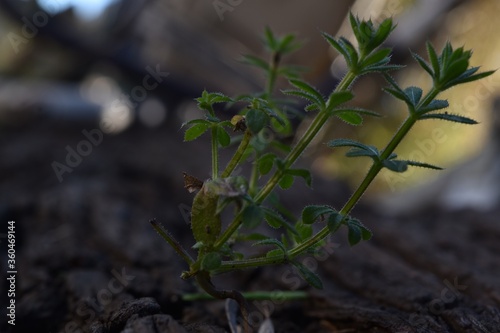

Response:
(221, 130), (252, 178)
(213, 71), (357, 253)
(216, 87), (443, 271)
(195, 271), (250, 333)
(182, 290), (307, 301)
(285, 87), (441, 256)
(265, 52), (279, 97)
(150, 219), (194, 265)
(211, 127), (219, 179)
(255, 71), (357, 204)
(249, 155), (260, 196)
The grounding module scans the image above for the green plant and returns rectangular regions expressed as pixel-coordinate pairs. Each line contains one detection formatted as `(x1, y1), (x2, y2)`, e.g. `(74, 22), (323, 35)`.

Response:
(151, 12), (493, 323)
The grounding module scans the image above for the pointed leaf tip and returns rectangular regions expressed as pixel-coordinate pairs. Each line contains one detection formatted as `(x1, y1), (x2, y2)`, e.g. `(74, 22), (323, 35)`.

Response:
(420, 113), (478, 124)
(292, 261), (323, 289)
(302, 205), (334, 225)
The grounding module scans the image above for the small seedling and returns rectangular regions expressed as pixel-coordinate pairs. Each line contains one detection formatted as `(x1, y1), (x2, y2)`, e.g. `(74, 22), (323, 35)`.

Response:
(151, 13), (493, 329)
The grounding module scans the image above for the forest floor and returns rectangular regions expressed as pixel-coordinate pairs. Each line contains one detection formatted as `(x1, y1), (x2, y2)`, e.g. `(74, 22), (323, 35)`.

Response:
(1, 117), (499, 333)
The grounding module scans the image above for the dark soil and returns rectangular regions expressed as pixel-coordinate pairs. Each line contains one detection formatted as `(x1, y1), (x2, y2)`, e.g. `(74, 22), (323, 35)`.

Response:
(1, 117), (499, 333)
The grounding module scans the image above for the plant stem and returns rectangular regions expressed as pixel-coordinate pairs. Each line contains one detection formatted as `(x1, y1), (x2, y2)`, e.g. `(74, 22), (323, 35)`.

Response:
(150, 219), (194, 265)
(216, 87), (442, 271)
(211, 127), (219, 179)
(249, 155), (260, 196)
(255, 71), (357, 204)
(286, 88), (441, 255)
(214, 210), (243, 250)
(182, 290), (307, 301)
(214, 71), (357, 253)
(221, 130), (252, 178)
(265, 52), (279, 97)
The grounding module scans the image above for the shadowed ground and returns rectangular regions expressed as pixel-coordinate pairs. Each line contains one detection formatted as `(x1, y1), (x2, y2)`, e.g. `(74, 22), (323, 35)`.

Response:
(1, 118), (499, 333)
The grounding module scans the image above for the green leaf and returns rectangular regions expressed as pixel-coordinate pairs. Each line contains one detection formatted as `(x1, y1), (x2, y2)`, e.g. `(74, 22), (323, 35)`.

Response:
(347, 222), (362, 246)
(331, 107), (381, 118)
(184, 122), (211, 141)
(444, 69), (496, 89)
(382, 159), (408, 173)
(302, 205), (334, 225)
(442, 58), (469, 85)
(278, 64), (307, 79)
(262, 207), (298, 235)
(232, 252), (245, 260)
(383, 75), (410, 103)
(420, 113), (478, 124)
(384, 87), (410, 104)
(370, 17), (394, 51)
(282, 90), (323, 109)
(338, 37), (359, 67)
(326, 91), (354, 111)
(294, 221), (313, 242)
(257, 153), (276, 175)
(304, 104), (319, 111)
(427, 42), (440, 80)
(384, 159), (443, 172)
(196, 92), (232, 112)
(349, 13), (365, 45)
(241, 54), (269, 71)
(288, 79), (325, 107)
(322, 32), (358, 67)
(216, 127), (231, 147)
(236, 233), (269, 242)
(246, 108), (269, 134)
(328, 139), (380, 158)
(406, 161), (443, 170)
(182, 118), (211, 127)
(361, 228), (372, 241)
(266, 248), (286, 259)
(292, 261), (323, 289)
(209, 93), (233, 104)
(335, 111), (363, 125)
(279, 174), (294, 189)
(192, 241), (204, 250)
(264, 26), (278, 49)
(361, 47), (392, 68)
(412, 51), (433, 76)
(346, 218), (372, 244)
(361, 64), (405, 75)
(327, 212), (343, 234)
(286, 168), (312, 187)
(322, 32), (345, 56)
(418, 99), (449, 114)
(253, 238), (287, 254)
(345, 148), (376, 158)
(242, 204), (264, 229)
(404, 86), (423, 106)
(276, 34), (300, 54)
(201, 252), (222, 271)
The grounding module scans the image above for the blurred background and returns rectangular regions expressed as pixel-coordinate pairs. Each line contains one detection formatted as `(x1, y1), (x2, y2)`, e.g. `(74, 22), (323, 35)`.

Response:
(1, 0), (500, 331)
(1, 0), (499, 209)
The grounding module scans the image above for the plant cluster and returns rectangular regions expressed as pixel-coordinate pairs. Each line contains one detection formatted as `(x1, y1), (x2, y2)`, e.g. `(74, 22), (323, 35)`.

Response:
(151, 12), (493, 321)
